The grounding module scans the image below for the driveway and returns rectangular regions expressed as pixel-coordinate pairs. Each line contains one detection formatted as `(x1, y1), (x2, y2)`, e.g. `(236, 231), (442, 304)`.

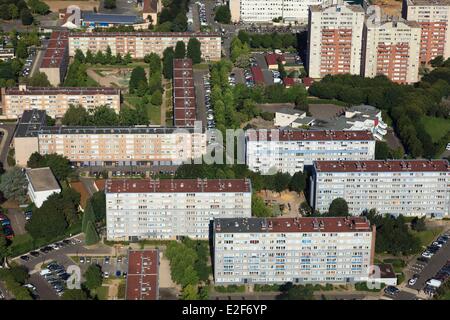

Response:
(0, 123), (17, 169)
(193, 69), (209, 128)
(6, 208), (26, 235)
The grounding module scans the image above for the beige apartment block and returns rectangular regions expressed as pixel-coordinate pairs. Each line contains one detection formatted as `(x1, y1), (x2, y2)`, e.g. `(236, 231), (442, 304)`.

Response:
(362, 6), (421, 83)
(402, 0), (450, 63)
(13, 110), (207, 167)
(68, 32), (222, 61)
(307, 2), (365, 79)
(1, 85), (120, 119)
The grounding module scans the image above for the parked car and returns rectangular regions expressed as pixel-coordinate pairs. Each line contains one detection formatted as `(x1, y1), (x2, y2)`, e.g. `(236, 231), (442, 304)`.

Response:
(29, 251), (40, 257)
(20, 255), (30, 262)
(384, 286), (400, 295)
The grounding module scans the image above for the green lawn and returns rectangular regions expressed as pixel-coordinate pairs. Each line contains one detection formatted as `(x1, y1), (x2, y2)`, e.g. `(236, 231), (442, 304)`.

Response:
(412, 226), (444, 247)
(147, 105), (161, 125)
(422, 116), (450, 142)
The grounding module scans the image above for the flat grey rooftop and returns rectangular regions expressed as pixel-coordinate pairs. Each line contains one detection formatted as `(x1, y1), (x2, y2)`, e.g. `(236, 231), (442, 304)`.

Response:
(26, 167), (61, 192)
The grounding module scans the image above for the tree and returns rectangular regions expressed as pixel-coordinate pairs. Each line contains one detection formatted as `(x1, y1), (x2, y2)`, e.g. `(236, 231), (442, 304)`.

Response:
(27, 153), (73, 181)
(214, 5), (231, 24)
(252, 194), (272, 217)
(288, 172), (307, 193)
(9, 265), (29, 284)
(150, 90), (162, 106)
(104, 0), (117, 9)
(62, 105), (90, 126)
(74, 49), (85, 63)
(25, 200), (68, 241)
(105, 46), (112, 62)
(375, 141), (391, 160)
(62, 289), (89, 300)
(146, 53), (161, 73)
(162, 47), (174, 79)
(187, 38), (202, 64)
(129, 66), (147, 94)
(411, 216), (426, 232)
(279, 284), (315, 300)
(0, 167), (28, 203)
(28, 0), (50, 15)
(85, 221), (100, 245)
(174, 41), (186, 59)
(92, 105), (119, 125)
(0, 5), (11, 20)
(8, 4), (19, 19)
(272, 172), (291, 193)
(20, 8), (33, 25)
(94, 51), (105, 65)
(328, 198), (349, 216)
(84, 264), (103, 290)
(85, 50), (94, 64)
(25, 72), (51, 87)
(82, 201), (96, 233)
(16, 41), (27, 59)
(430, 55), (444, 68)
(89, 191), (106, 222)
(181, 284), (198, 300)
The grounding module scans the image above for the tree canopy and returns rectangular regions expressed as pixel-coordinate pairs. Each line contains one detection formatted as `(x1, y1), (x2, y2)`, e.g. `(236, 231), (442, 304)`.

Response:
(0, 167), (28, 203)
(187, 38), (202, 64)
(214, 5), (231, 24)
(174, 41), (186, 59)
(27, 153), (74, 181)
(328, 198), (349, 216)
(84, 264), (103, 290)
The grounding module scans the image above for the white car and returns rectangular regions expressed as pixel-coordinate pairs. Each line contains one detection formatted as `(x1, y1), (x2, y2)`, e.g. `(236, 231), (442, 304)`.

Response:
(103, 272), (109, 278)
(408, 278), (417, 286)
(422, 251), (433, 258)
(49, 244), (60, 250)
(23, 283), (36, 291)
(446, 143), (450, 151)
(432, 241), (443, 248)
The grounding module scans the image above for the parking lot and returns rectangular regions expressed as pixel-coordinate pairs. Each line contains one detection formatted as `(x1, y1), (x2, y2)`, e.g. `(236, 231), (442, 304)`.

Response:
(21, 47), (37, 78)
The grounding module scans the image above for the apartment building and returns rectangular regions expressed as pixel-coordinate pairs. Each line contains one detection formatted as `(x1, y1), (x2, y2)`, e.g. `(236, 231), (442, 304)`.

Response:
(173, 58), (196, 127)
(362, 6), (421, 83)
(68, 32), (221, 61)
(245, 130), (376, 175)
(307, 2), (365, 79)
(311, 160), (450, 217)
(402, 0), (450, 63)
(213, 216), (375, 284)
(13, 110), (206, 167)
(106, 178), (252, 240)
(229, 0), (335, 23)
(1, 85), (120, 119)
(39, 31), (69, 86)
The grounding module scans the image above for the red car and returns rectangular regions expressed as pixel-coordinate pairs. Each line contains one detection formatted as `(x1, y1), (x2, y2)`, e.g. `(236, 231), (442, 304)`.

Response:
(1, 225), (14, 240)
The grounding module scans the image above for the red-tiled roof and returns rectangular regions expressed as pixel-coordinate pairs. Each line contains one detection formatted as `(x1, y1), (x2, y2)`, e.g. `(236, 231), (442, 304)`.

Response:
(40, 31), (69, 69)
(143, 0), (158, 13)
(215, 216), (373, 233)
(246, 130), (375, 141)
(126, 250), (158, 300)
(314, 160), (450, 172)
(105, 178), (252, 193)
(172, 58), (196, 127)
(251, 66), (264, 85)
(265, 53), (284, 66)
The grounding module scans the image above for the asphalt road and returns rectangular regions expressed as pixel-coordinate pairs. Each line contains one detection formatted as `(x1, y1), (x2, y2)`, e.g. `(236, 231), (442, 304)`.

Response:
(193, 69), (209, 128)
(0, 123), (17, 169)
(6, 208), (26, 235)
(408, 233), (450, 291)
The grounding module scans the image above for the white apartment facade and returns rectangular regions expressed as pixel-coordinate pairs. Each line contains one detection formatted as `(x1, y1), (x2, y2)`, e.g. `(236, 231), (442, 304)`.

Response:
(307, 2), (365, 79)
(245, 130), (376, 175)
(13, 110), (206, 167)
(362, 6), (421, 83)
(402, 0), (450, 63)
(68, 32), (221, 61)
(214, 217), (375, 284)
(106, 179), (252, 240)
(230, 0), (333, 24)
(311, 160), (450, 217)
(1, 85), (120, 119)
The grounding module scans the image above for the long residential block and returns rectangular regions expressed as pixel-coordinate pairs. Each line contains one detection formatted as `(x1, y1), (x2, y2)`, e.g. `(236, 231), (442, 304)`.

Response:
(245, 130), (376, 175)
(213, 216), (375, 284)
(68, 32), (221, 61)
(13, 110), (206, 167)
(39, 31), (69, 87)
(1, 85), (120, 119)
(311, 160), (450, 217)
(106, 178), (252, 240)
(173, 58), (196, 127)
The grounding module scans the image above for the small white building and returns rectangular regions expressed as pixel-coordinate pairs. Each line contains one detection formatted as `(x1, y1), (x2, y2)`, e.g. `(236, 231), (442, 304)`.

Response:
(25, 167), (61, 208)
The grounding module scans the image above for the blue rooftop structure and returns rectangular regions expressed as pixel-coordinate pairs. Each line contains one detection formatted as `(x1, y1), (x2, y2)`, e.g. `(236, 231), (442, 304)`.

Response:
(81, 12), (141, 26)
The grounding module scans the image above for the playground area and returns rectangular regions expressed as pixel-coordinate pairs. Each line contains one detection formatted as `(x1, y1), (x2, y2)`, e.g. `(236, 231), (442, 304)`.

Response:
(257, 190), (305, 217)
(86, 67), (132, 89)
